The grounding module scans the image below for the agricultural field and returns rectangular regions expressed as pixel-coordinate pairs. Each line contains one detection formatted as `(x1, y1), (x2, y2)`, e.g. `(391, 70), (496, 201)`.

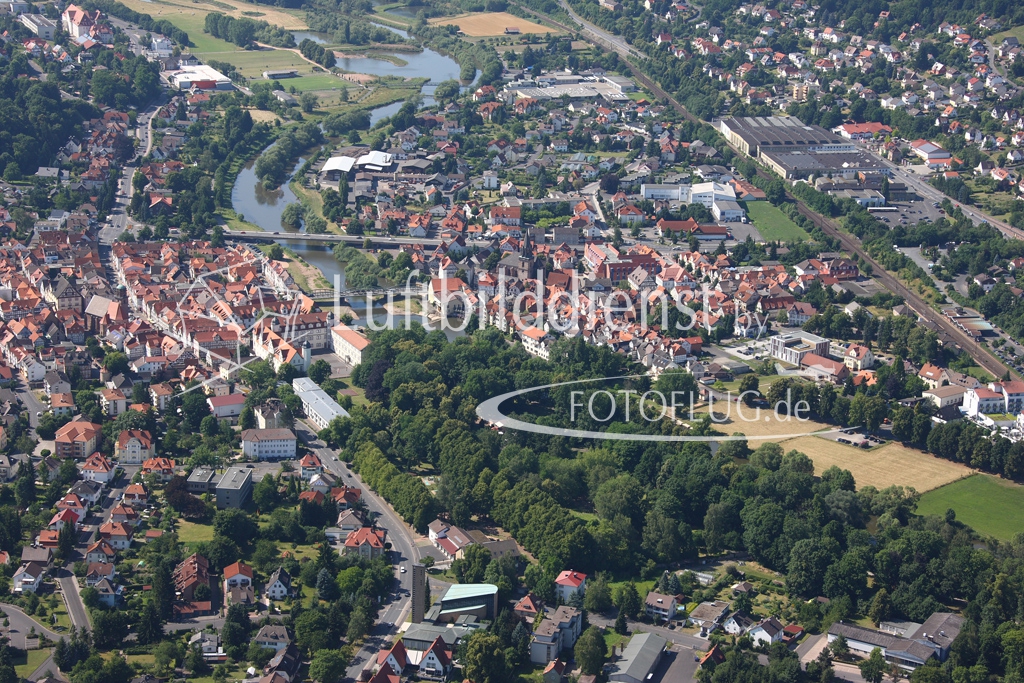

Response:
(746, 201), (811, 242)
(918, 474), (1024, 540)
(118, 0), (306, 34)
(428, 11), (557, 36)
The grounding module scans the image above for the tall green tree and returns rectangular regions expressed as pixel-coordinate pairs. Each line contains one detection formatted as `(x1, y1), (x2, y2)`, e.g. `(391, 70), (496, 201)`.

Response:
(575, 627), (607, 676)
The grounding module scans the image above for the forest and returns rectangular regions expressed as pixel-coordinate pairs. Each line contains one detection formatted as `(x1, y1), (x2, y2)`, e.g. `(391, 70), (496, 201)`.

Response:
(308, 325), (1024, 683)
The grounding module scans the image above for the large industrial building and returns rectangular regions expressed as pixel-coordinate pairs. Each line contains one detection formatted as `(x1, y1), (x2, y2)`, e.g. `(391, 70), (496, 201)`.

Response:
(718, 116), (886, 179)
(163, 63), (233, 91)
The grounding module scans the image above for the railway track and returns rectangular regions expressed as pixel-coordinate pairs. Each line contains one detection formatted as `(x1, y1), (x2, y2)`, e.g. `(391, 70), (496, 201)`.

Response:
(512, 1), (1011, 379)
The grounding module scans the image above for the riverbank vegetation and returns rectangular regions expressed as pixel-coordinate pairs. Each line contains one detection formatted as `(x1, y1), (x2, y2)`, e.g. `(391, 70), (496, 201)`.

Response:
(204, 12), (296, 47)
(253, 120), (323, 188)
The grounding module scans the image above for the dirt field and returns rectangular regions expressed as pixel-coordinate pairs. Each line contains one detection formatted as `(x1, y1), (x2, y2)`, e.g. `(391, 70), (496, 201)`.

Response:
(247, 109), (281, 123)
(429, 11), (556, 36)
(773, 436), (971, 492)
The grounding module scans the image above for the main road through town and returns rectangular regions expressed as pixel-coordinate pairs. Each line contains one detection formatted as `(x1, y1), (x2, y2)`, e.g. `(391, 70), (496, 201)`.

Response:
(292, 419), (423, 682)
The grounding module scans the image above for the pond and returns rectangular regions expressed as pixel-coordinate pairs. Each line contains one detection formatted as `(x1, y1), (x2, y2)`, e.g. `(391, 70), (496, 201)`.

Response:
(334, 45), (461, 82)
(291, 31), (333, 45)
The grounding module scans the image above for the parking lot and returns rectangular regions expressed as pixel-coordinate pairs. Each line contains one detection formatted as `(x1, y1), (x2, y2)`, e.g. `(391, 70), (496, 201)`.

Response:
(821, 427), (888, 448)
(873, 199), (948, 227)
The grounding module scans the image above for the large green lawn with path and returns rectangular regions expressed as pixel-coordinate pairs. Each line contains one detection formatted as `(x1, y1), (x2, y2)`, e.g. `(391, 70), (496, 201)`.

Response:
(746, 201), (811, 242)
(917, 474), (1024, 540)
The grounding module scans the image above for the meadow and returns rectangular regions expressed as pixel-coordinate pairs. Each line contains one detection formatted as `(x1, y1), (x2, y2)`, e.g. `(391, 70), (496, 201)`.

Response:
(746, 201), (812, 242)
(917, 473), (1024, 540)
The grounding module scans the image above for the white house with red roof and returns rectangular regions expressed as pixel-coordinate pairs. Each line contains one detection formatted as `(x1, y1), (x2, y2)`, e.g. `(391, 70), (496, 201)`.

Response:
(49, 508), (79, 531)
(298, 453), (323, 481)
(57, 492), (87, 520)
(344, 527), (387, 560)
(419, 637), (452, 679)
(427, 519), (475, 559)
(86, 539), (117, 563)
(844, 344), (875, 371)
(223, 561), (253, 590)
(80, 452), (115, 483)
(62, 4), (102, 39)
(554, 570), (587, 602)
(99, 521), (133, 549)
(376, 641), (409, 675)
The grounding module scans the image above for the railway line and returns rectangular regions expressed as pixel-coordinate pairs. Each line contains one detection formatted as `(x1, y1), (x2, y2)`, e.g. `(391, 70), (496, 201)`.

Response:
(514, 0), (1012, 380)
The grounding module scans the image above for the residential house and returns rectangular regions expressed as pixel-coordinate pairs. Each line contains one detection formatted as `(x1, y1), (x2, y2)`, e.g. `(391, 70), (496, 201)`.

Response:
(265, 568), (292, 602)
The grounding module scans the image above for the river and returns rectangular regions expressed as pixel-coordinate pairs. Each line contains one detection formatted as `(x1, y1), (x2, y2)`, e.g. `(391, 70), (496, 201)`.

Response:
(233, 29), (469, 335)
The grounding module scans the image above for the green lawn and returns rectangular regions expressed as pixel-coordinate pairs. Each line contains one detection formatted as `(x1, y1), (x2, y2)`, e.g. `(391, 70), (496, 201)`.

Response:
(746, 202), (811, 242)
(177, 519), (215, 544)
(967, 366), (995, 383)
(14, 649), (52, 679)
(917, 474), (1024, 540)
(197, 48), (312, 78)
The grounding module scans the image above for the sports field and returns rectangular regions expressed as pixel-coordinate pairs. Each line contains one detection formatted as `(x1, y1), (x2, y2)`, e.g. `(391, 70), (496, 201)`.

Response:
(429, 11), (557, 36)
(746, 201), (811, 242)
(918, 474), (1024, 540)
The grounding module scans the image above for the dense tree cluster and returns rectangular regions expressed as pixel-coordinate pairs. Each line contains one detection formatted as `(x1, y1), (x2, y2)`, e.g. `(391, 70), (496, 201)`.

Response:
(299, 38), (336, 69)
(254, 121), (323, 188)
(204, 13), (296, 48)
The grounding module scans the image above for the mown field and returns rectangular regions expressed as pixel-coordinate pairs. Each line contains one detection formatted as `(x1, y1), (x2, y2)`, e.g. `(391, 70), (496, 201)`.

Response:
(695, 405), (972, 492)
(428, 11), (557, 36)
(746, 201), (811, 242)
(918, 473), (1024, 540)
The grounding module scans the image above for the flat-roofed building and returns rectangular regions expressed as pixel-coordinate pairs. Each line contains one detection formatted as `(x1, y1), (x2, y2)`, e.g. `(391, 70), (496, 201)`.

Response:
(215, 466), (252, 509)
(769, 330), (830, 365)
(187, 467), (220, 494)
(292, 377), (349, 430)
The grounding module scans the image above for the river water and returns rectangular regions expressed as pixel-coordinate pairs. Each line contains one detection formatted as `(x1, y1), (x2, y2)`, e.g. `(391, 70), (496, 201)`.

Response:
(233, 28), (470, 335)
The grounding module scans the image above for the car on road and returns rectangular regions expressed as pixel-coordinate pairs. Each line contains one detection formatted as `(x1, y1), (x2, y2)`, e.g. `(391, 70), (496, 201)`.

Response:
(400, 566), (406, 573)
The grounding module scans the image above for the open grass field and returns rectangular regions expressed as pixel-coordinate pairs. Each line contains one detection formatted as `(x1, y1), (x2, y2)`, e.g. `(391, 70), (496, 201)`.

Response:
(198, 47), (312, 77)
(177, 519), (215, 544)
(429, 11), (557, 36)
(918, 474), (1024, 540)
(693, 405), (834, 440)
(746, 201), (811, 242)
(14, 649), (52, 679)
(778, 436), (972, 492)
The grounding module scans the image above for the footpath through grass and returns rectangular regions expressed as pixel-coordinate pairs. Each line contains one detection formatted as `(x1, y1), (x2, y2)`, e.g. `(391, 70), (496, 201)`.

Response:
(917, 474), (1024, 540)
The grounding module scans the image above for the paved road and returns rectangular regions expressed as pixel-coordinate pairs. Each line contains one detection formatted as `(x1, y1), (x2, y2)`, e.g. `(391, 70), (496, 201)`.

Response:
(15, 383), (47, 431)
(222, 229), (442, 248)
(56, 571), (90, 633)
(291, 420), (425, 682)
(0, 604), (61, 648)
